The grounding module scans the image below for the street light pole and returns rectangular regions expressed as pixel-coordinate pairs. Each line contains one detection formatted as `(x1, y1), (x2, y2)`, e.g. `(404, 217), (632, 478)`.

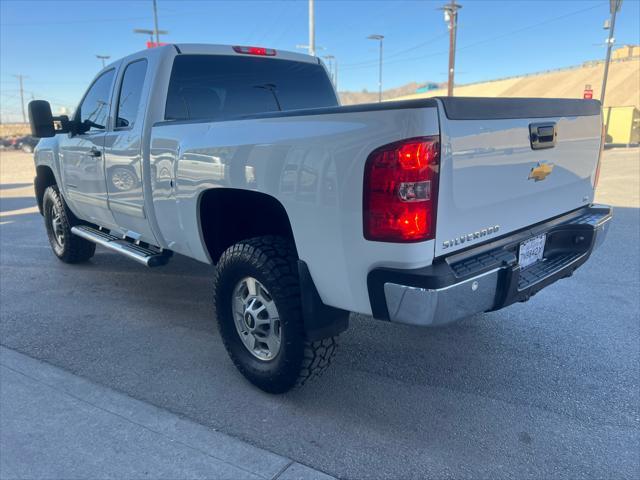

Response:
(152, 0), (161, 44)
(96, 55), (110, 68)
(308, 0), (315, 56)
(441, 1), (461, 97)
(134, 28), (168, 47)
(367, 34), (384, 102)
(601, 0), (623, 107)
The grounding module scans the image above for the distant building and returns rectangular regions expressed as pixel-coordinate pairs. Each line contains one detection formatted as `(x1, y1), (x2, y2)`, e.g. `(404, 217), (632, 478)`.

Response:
(612, 45), (640, 60)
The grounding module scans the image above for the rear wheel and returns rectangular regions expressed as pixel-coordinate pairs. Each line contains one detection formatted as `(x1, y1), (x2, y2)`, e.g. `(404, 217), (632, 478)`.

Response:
(43, 185), (95, 263)
(213, 236), (338, 393)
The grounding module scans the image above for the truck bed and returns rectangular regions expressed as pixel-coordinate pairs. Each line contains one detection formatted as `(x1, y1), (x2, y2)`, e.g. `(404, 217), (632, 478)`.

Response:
(149, 96), (602, 315)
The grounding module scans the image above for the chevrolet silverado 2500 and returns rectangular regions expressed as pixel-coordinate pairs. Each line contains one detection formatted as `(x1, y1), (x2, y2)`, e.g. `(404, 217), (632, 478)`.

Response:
(29, 44), (612, 393)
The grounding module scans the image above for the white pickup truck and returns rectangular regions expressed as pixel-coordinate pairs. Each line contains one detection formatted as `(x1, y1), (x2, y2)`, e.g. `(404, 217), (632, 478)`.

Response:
(29, 44), (611, 393)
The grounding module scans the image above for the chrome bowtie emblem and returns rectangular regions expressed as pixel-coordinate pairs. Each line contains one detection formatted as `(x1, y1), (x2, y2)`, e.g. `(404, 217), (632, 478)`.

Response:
(528, 162), (554, 182)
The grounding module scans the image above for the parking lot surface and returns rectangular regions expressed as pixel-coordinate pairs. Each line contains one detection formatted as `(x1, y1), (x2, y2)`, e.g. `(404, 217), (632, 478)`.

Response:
(1, 148), (639, 479)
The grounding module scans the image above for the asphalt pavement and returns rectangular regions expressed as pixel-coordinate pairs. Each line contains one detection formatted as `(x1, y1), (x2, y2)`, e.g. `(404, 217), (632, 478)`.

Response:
(1, 148), (639, 479)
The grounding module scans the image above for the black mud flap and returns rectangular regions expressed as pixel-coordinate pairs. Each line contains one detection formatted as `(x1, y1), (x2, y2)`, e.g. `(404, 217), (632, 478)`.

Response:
(298, 260), (349, 341)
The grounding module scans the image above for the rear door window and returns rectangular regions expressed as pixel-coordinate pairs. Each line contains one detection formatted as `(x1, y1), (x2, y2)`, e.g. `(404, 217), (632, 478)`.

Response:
(165, 55), (338, 121)
(116, 59), (148, 129)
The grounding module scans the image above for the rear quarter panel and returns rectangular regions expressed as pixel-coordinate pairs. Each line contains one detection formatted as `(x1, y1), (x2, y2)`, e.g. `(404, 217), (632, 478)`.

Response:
(150, 107), (440, 314)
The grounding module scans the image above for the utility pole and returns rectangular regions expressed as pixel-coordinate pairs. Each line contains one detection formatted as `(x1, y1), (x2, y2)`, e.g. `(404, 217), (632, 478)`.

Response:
(13, 74), (27, 123)
(334, 58), (338, 91)
(152, 0), (161, 44)
(308, 0), (315, 56)
(601, 0), (623, 107)
(441, 1), (461, 96)
(96, 54), (110, 68)
(367, 35), (384, 102)
(322, 55), (335, 86)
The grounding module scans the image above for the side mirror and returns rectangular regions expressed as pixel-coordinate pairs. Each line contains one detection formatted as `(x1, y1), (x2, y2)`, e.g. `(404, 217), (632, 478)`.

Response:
(28, 100), (55, 138)
(28, 100), (73, 138)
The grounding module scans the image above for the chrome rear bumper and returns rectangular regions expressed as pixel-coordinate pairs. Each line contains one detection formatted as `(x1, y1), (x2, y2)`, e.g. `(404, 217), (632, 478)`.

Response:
(384, 268), (500, 327)
(370, 205), (612, 327)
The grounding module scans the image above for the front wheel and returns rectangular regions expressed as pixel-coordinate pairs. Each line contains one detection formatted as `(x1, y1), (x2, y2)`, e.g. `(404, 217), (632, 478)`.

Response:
(213, 236), (337, 393)
(43, 185), (96, 263)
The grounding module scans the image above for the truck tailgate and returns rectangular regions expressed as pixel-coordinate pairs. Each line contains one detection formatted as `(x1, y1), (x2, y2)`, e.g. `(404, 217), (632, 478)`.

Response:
(434, 97), (602, 257)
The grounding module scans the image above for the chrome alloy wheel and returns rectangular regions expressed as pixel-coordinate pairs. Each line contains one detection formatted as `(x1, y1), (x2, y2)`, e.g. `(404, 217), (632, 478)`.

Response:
(50, 202), (65, 247)
(232, 277), (282, 361)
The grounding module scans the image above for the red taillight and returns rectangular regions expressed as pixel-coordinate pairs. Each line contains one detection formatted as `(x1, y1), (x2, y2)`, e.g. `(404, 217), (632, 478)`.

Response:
(232, 45), (276, 56)
(363, 136), (440, 242)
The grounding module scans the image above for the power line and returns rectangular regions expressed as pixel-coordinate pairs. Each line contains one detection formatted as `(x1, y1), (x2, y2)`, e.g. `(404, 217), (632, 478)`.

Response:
(341, 2), (604, 71)
(1, 14), (153, 27)
(342, 31), (449, 68)
(0, 7), (216, 27)
(455, 3), (603, 54)
(254, 1), (288, 45)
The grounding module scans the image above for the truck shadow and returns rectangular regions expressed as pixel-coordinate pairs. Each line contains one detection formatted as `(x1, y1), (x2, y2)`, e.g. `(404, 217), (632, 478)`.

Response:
(0, 196), (38, 214)
(0, 182), (31, 191)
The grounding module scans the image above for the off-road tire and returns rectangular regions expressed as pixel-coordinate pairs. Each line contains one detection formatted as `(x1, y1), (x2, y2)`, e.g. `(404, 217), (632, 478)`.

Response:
(213, 235), (338, 393)
(43, 185), (96, 263)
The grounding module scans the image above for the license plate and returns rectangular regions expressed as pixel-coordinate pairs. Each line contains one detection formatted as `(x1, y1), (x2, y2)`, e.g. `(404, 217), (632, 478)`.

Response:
(519, 234), (546, 269)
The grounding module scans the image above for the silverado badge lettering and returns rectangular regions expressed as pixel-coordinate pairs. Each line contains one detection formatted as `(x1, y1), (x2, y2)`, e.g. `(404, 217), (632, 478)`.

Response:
(442, 225), (501, 249)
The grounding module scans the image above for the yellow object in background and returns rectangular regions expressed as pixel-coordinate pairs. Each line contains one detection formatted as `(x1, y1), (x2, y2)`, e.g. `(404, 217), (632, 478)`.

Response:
(612, 45), (640, 60)
(603, 106), (640, 145)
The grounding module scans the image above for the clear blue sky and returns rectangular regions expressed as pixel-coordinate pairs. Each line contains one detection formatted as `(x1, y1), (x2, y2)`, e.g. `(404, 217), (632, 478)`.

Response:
(1, 0), (639, 122)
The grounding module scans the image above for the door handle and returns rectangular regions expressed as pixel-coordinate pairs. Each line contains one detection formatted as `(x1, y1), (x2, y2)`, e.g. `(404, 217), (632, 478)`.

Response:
(89, 147), (102, 158)
(529, 122), (557, 150)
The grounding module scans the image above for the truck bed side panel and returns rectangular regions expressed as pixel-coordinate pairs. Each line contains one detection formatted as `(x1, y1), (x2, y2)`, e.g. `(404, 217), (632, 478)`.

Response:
(150, 107), (440, 315)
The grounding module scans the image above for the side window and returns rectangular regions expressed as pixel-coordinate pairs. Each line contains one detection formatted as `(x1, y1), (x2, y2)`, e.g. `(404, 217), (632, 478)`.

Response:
(116, 60), (147, 129)
(78, 69), (115, 132)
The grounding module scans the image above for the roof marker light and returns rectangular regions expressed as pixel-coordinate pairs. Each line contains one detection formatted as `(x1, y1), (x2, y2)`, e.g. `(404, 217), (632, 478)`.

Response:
(233, 46), (277, 56)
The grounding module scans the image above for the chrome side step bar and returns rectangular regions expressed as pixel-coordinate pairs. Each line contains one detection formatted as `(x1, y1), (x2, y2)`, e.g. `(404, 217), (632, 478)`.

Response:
(71, 225), (172, 267)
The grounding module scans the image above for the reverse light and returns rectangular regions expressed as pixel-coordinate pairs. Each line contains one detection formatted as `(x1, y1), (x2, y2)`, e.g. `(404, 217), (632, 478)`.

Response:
(363, 137), (440, 242)
(232, 46), (276, 56)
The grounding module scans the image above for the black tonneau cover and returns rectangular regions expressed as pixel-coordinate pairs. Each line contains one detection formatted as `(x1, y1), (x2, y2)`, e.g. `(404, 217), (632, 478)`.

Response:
(154, 96), (600, 127)
(437, 97), (601, 120)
